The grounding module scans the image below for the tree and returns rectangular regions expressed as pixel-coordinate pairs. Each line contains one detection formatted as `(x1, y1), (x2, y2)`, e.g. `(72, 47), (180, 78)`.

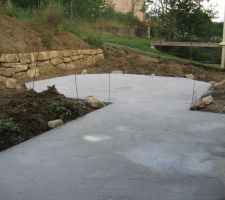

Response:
(146, 0), (214, 41)
(61, 0), (109, 20)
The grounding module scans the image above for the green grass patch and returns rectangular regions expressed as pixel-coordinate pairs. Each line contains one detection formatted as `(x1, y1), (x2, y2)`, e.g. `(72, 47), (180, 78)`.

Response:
(102, 36), (190, 61)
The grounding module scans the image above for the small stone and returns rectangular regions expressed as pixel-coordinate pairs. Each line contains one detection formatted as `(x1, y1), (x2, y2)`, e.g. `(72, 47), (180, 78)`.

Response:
(186, 74), (194, 79)
(202, 96), (214, 105)
(209, 81), (216, 85)
(48, 119), (64, 129)
(81, 70), (88, 74)
(151, 74), (156, 76)
(191, 100), (205, 110)
(214, 80), (225, 87)
(5, 78), (17, 89)
(84, 96), (104, 108)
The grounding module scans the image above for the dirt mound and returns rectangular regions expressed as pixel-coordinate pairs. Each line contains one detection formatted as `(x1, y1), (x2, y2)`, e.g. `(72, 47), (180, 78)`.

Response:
(0, 86), (100, 151)
(0, 15), (44, 54)
(86, 53), (225, 82)
(51, 31), (90, 51)
(0, 14), (90, 54)
(192, 80), (225, 114)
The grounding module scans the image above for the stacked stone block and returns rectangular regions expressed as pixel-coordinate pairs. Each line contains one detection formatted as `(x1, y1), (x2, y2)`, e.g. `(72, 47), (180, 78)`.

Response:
(0, 49), (104, 89)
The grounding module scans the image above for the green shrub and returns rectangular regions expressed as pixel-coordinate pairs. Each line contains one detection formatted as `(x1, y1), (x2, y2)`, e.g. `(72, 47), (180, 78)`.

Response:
(84, 34), (103, 47)
(0, 119), (19, 135)
(39, 2), (66, 32)
(135, 20), (148, 38)
(59, 20), (81, 36)
(49, 100), (78, 119)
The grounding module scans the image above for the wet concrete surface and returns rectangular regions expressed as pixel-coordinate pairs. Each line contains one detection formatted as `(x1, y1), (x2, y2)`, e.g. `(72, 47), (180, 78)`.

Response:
(0, 74), (225, 200)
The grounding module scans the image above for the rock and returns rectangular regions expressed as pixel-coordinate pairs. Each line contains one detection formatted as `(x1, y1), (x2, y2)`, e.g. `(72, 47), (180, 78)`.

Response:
(84, 96), (104, 108)
(19, 53), (35, 64)
(38, 61), (54, 75)
(71, 55), (81, 61)
(186, 74), (194, 80)
(16, 83), (27, 90)
(49, 51), (58, 59)
(148, 57), (159, 63)
(63, 57), (72, 63)
(28, 63), (38, 69)
(81, 70), (88, 74)
(1, 63), (15, 68)
(86, 56), (95, 66)
(57, 63), (67, 71)
(0, 68), (15, 77)
(0, 54), (19, 63)
(202, 95), (214, 105)
(67, 63), (76, 70)
(0, 75), (6, 83)
(209, 81), (216, 85)
(63, 50), (74, 57)
(214, 80), (225, 87)
(37, 52), (52, 61)
(95, 54), (105, 62)
(5, 78), (17, 89)
(27, 68), (40, 78)
(15, 64), (29, 73)
(51, 58), (63, 66)
(151, 74), (156, 76)
(95, 49), (103, 54)
(14, 72), (27, 79)
(112, 70), (123, 74)
(191, 100), (205, 110)
(48, 119), (64, 129)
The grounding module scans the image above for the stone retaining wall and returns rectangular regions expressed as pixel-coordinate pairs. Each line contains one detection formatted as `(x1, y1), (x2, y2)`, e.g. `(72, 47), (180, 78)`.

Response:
(0, 49), (104, 89)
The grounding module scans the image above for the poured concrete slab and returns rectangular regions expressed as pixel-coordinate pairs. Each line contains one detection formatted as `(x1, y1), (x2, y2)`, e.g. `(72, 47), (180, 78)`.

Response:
(0, 74), (225, 200)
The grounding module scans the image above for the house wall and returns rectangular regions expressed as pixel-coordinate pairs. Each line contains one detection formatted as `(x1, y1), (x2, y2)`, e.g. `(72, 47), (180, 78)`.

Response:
(111, 0), (144, 21)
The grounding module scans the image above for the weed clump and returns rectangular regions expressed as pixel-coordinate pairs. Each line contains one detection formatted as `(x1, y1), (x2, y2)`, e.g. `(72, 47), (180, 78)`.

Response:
(0, 119), (19, 135)
(49, 100), (79, 120)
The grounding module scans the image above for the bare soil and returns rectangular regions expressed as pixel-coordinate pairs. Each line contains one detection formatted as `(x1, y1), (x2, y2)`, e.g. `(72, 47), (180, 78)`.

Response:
(0, 86), (101, 151)
(0, 15), (89, 54)
(196, 82), (225, 114)
(87, 54), (225, 82)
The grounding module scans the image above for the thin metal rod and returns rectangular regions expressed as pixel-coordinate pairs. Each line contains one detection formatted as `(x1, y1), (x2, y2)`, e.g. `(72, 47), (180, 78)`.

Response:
(108, 72), (111, 101)
(191, 79), (196, 105)
(74, 74), (79, 99)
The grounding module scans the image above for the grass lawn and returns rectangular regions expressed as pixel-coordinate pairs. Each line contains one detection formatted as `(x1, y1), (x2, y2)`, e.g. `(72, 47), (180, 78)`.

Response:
(101, 36), (191, 61)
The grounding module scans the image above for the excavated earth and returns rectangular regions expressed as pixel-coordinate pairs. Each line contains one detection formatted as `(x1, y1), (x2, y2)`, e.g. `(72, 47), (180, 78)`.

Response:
(0, 86), (101, 151)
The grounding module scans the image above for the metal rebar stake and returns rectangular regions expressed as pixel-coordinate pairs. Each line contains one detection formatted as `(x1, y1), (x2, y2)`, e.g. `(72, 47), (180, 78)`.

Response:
(191, 79), (196, 105)
(108, 72), (111, 101)
(74, 74), (79, 99)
